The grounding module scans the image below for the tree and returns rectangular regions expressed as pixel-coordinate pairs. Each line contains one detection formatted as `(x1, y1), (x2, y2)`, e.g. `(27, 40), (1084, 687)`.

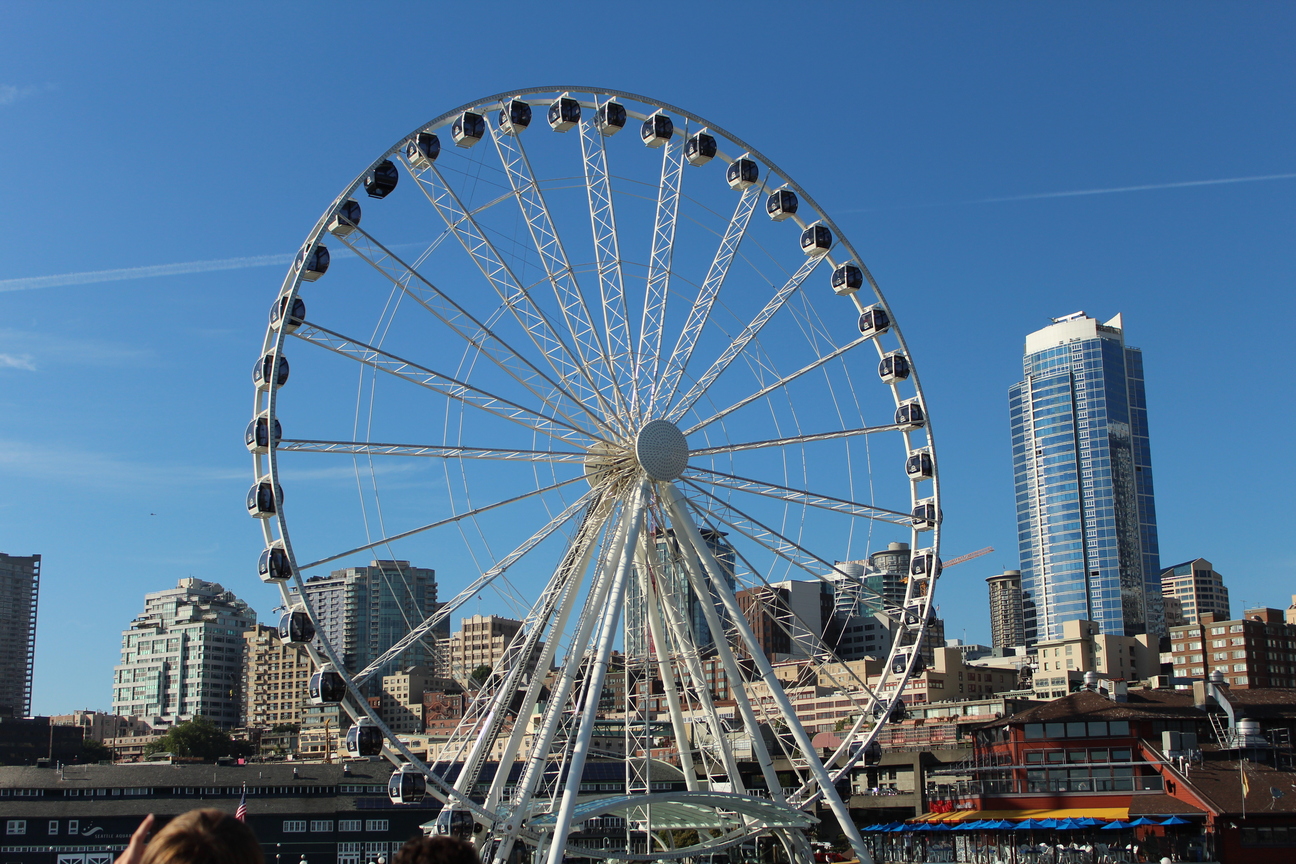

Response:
(143, 717), (252, 761)
(80, 739), (112, 763)
(471, 665), (492, 683)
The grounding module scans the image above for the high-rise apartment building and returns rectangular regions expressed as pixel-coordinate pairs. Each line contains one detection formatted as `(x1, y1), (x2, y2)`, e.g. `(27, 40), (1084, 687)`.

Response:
(1169, 608), (1296, 688)
(0, 554), (40, 717)
(1010, 312), (1163, 645)
(112, 578), (256, 728)
(242, 624), (312, 728)
(986, 570), (1026, 649)
(294, 560), (443, 693)
(448, 615), (540, 682)
(1160, 558), (1230, 626)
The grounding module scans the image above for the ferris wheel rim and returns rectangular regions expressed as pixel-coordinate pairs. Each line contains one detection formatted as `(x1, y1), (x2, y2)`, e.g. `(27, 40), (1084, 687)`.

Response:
(249, 86), (943, 862)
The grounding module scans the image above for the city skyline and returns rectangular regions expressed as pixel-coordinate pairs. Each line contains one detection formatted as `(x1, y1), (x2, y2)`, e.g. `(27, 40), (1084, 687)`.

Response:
(0, 5), (1290, 714)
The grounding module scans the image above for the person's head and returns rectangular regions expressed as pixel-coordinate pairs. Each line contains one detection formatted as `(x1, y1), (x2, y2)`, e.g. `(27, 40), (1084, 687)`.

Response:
(393, 835), (478, 864)
(142, 809), (264, 864)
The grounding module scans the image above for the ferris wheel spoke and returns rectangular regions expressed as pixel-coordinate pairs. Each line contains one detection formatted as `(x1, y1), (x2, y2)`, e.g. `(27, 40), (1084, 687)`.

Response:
(689, 423), (904, 458)
(400, 157), (616, 425)
(653, 184), (762, 420)
(684, 465), (912, 525)
(577, 109), (635, 420)
(335, 225), (615, 435)
(635, 127), (686, 421)
(291, 323), (597, 446)
(683, 335), (870, 436)
(667, 253), (825, 423)
(277, 439), (587, 463)
(487, 111), (624, 428)
(296, 473), (588, 572)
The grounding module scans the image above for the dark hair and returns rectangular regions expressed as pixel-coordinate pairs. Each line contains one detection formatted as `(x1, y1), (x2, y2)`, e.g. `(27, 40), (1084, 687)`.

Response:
(142, 809), (264, 864)
(393, 836), (478, 864)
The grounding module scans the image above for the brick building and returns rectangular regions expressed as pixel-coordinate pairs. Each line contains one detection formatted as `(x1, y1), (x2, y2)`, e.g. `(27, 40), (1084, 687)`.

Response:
(1169, 608), (1296, 688)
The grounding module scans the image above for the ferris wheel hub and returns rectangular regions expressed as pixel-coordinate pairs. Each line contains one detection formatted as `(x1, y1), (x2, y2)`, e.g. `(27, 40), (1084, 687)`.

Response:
(635, 419), (688, 481)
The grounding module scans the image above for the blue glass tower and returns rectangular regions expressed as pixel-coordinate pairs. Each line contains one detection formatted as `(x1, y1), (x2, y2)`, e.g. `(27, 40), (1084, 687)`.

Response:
(1010, 312), (1163, 645)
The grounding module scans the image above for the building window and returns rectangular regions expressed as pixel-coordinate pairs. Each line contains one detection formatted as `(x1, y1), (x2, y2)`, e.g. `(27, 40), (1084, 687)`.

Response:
(310, 821), (333, 833)
(6, 820), (26, 835)
(283, 821), (307, 833)
(69, 821), (78, 835)
(339, 820), (362, 832)
(48, 820), (58, 835)
(365, 820), (389, 832)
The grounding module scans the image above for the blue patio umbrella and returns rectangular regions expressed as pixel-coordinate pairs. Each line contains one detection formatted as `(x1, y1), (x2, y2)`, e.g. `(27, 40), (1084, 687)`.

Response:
(989, 820), (1016, 829)
(1074, 817), (1102, 827)
(1013, 819), (1043, 830)
(929, 823), (953, 832)
(1127, 817), (1159, 827)
(1101, 821), (1131, 830)
(1159, 816), (1192, 826)
(1054, 819), (1080, 830)
(1036, 819), (1059, 829)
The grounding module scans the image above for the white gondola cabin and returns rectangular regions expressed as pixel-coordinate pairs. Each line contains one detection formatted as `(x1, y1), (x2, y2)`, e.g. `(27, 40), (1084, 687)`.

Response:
(326, 199), (362, 236)
(800, 222), (832, 256)
(247, 479), (282, 519)
(452, 112), (486, 147)
(279, 607), (315, 644)
(595, 101), (626, 135)
(258, 543), (291, 583)
(878, 353), (910, 384)
(244, 413), (281, 454)
(270, 295), (305, 334)
(388, 763), (426, 804)
(905, 450), (934, 481)
(405, 132), (440, 169)
(726, 157), (759, 190)
(498, 98), (532, 135)
(685, 130), (717, 166)
(911, 499), (939, 531)
(832, 263), (863, 296)
(641, 111), (673, 148)
(766, 188), (797, 220)
(363, 159), (399, 199)
(346, 717), (384, 757)
(253, 353), (289, 391)
(309, 663), (346, 704)
(857, 306), (890, 337)
(910, 549), (942, 579)
(894, 399), (925, 429)
(548, 95), (580, 132)
(297, 244), (330, 282)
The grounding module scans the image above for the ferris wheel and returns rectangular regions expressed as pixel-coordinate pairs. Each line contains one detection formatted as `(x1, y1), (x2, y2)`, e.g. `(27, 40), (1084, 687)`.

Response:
(248, 87), (941, 864)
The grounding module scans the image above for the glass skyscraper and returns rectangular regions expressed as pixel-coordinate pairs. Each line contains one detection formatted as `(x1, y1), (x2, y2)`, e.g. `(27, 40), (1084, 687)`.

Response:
(1010, 312), (1163, 645)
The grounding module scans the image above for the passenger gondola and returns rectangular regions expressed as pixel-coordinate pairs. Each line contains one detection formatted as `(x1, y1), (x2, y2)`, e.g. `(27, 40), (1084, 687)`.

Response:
(279, 606), (315, 644)
(905, 450), (933, 480)
(910, 550), (942, 578)
(685, 130), (717, 166)
(594, 100), (626, 135)
(309, 663), (346, 704)
(270, 295), (306, 334)
(258, 543), (291, 583)
(244, 413), (282, 454)
(404, 132), (440, 169)
(498, 98), (532, 135)
(641, 111), (673, 148)
(766, 188), (797, 220)
(363, 159), (399, 199)
(726, 157), (759, 190)
(878, 353), (910, 384)
(894, 399), (925, 429)
(247, 479), (283, 519)
(326, 199), (362, 236)
(297, 244), (330, 282)
(346, 717), (384, 758)
(800, 222), (832, 256)
(548, 95), (581, 132)
(388, 763), (427, 804)
(911, 499), (939, 531)
(832, 263), (863, 296)
(857, 306), (890, 337)
(452, 111), (486, 147)
(253, 353), (289, 390)
(435, 809), (475, 840)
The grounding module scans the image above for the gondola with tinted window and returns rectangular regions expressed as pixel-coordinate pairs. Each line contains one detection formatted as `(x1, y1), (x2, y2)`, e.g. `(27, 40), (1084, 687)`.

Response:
(388, 763), (427, 804)
(346, 717), (384, 758)
(878, 353), (910, 384)
(245, 412), (281, 454)
(279, 606), (315, 644)
(309, 663), (346, 704)
(363, 159), (399, 199)
(327, 199), (362, 236)
(548, 94), (581, 132)
(297, 244), (330, 282)
(405, 132), (440, 169)
(766, 188), (797, 220)
(452, 112), (486, 147)
(727, 157), (759, 190)
(498, 98), (532, 135)
(258, 542), (291, 583)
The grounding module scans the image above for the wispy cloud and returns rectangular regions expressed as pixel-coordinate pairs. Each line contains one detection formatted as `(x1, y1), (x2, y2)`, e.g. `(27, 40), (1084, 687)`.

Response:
(0, 353), (36, 371)
(0, 254), (293, 293)
(841, 172), (1296, 213)
(0, 439), (245, 487)
(0, 83), (55, 106)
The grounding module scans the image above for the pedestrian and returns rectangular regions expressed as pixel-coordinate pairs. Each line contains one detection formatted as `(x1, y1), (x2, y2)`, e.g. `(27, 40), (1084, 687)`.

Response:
(115, 810), (265, 864)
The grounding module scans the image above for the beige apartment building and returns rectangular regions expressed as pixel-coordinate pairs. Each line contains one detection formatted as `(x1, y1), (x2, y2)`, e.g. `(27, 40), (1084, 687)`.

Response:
(1029, 618), (1160, 698)
(449, 614), (542, 682)
(243, 623), (312, 727)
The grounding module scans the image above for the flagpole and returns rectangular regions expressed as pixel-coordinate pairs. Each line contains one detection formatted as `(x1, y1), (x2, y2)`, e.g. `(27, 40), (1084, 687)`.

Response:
(1239, 762), (1247, 820)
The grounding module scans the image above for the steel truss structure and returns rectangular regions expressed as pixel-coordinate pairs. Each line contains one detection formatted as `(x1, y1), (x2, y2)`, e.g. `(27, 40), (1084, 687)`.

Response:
(250, 87), (942, 864)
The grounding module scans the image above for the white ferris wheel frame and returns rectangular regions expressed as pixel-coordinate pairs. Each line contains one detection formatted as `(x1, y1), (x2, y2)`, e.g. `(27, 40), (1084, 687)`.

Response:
(250, 86), (943, 864)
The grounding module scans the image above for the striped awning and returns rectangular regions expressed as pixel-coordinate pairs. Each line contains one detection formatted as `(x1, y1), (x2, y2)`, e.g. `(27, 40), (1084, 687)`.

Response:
(912, 808), (1129, 823)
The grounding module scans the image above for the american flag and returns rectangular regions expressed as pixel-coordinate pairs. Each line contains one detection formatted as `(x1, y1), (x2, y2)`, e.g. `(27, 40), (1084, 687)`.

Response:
(235, 785), (247, 822)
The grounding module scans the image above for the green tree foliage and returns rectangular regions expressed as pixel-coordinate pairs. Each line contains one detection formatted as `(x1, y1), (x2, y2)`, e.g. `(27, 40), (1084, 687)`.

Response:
(142, 717), (252, 761)
(471, 665), (492, 683)
(80, 739), (112, 763)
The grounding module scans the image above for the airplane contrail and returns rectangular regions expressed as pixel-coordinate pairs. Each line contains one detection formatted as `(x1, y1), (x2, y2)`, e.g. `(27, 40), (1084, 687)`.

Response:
(840, 171), (1296, 213)
(0, 253), (294, 293)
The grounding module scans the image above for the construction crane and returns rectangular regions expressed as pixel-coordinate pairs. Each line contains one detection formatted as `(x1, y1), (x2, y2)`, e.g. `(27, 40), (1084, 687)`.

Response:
(943, 546), (993, 568)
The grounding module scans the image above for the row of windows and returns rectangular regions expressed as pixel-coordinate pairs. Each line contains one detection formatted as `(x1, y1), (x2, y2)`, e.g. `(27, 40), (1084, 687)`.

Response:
(1023, 720), (1131, 739)
(281, 820), (386, 833)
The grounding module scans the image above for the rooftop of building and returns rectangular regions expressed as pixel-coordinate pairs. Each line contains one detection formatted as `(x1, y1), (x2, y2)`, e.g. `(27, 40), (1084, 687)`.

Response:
(975, 686), (1296, 729)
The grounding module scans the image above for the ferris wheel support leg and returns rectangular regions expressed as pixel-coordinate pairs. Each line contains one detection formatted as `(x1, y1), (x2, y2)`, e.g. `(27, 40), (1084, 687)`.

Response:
(641, 550), (701, 791)
(490, 494), (634, 864)
(660, 492), (786, 803)
(543, 482), (648, 864)
(661, 484), (873, 864)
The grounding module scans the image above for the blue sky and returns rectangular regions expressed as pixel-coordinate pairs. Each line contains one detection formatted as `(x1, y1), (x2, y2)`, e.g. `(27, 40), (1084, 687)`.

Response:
(1, 3), (1291, 715)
